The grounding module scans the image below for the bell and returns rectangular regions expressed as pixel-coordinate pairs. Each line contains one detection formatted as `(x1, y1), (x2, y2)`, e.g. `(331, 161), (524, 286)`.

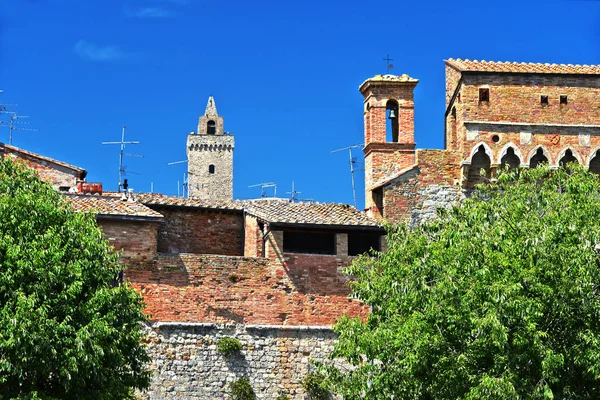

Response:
(388, 109), (397, 119)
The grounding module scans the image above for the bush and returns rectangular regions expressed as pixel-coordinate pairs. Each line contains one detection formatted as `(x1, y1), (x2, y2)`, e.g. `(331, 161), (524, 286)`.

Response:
(302, 373), (329, 400)
(275, 396), (290, 400)
(216, 337), (242, 358)
(229, 377), (256, 400)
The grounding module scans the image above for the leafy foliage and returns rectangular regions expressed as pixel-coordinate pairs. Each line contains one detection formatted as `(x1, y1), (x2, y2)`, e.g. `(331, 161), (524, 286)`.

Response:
(0, 158), (150, 399)
(275, 395), (290, 400)
(216, 337), (242, 358)
(323, 166), (600, 399)
(302, 372), (330, 400)
(229, 377), (256, 400)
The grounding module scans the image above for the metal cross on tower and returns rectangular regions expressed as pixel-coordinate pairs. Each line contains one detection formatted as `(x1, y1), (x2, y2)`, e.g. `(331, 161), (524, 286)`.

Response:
(383, 54), (394, 73)
(102, 126), (143, 193)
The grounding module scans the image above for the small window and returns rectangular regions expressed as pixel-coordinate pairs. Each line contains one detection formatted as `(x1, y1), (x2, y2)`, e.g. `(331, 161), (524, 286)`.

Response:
(207, 120), (216, 135)
(560, 95), (568, 105)
(491, 135), (500, 143)
(541, 95), (549, 105)
(479, 88), (490, 103)
(283, 231), (335, 255)
(208, 164), (215, 174)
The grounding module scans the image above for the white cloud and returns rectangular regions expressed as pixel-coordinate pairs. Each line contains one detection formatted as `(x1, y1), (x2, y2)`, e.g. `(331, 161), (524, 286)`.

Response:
(125, 7), (176, 18)
(74, 40), (133, 62)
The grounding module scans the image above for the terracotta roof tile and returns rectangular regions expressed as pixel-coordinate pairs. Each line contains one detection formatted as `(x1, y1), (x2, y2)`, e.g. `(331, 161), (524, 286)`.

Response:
(135, 193), (243, 211)
(64, 193), (163, 219)
(1, 143), (87, 175)
(242, 199), (379, 227)
(445, 58), (600, 75)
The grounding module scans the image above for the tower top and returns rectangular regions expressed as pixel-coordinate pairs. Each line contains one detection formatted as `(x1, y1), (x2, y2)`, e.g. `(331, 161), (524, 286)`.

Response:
(359, 74), (419, 94)
(205, 96), (218, 117)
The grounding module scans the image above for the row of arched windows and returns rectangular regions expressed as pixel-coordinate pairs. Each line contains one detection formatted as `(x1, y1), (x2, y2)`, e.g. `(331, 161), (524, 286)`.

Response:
(468, 143), (600, 185)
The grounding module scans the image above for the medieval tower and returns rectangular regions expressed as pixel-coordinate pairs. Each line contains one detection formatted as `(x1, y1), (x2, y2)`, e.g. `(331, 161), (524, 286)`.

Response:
(186, 96), (234, 200)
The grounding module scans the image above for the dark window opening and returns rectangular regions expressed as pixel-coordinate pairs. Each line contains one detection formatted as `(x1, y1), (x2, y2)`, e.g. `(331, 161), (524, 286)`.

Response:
(560, 95), (568, 105)
(385, 99), (399, 143)
(59, 186), (70, 192)
(530, 148), (548, 168)
(468, 145), (491, 186)
(491, 134), (500, 143)
(559, 149), (578, 168)
(541, 95), (549, 105)
(283, 231), (335, 255)
(348, 232), (381, 256)
(207, 120), (216, 135)
(372, 187), (384, 218)
(208, 164), (215, 174)
(590, 153), (600, 175)
(501, 147), (520, 169)
(479, 88), (490, 103)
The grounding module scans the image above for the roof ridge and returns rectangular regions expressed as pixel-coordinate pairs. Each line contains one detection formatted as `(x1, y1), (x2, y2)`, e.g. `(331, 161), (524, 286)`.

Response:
(444, 58), (600, 75)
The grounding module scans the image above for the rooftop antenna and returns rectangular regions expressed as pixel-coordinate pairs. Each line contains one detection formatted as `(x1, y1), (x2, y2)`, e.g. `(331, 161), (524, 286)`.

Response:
(102, 126), (143, 192)
(249, 182), (277, 198)
(0, 112), (38, 145)
(285, 181), (301, 202)
(167, 159), (188, 198)
(331, 144), (363, 208)
(383, 54), (394, 74)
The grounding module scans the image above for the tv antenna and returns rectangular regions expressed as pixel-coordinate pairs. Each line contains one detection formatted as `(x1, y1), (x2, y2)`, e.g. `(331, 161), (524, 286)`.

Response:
(167, 159), (189, 198)
(331, 144), (363, 208)
(285, 181), (301, 202)
(249, 182), (277, 198)
(102, 126), (143, 192)
(0, 112), (38, 145)
(383, 54), (394, 74)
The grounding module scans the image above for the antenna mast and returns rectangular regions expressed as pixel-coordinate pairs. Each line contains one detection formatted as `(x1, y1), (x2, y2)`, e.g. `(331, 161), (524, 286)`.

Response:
(286, 181), (301, 202)
(167, 159), (188, 198)
(249, 182), (277, 198)
(102, 126), (143, 192)
(331, 144), (363, 208)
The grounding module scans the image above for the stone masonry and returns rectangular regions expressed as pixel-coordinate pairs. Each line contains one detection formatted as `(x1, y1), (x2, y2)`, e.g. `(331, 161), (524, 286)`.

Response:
(141, 323), (340, 400)
(187, 97), (234, 200)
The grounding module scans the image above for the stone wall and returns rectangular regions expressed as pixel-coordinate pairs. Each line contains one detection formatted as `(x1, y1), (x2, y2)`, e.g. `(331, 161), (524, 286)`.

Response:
(141, 322), (339, 400)
(187, 133), (234, 200)
(152, 207), (244, 256)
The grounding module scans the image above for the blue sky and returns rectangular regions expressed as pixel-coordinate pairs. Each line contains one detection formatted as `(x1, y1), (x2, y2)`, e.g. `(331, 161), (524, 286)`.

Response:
(1, 0), (599, 207)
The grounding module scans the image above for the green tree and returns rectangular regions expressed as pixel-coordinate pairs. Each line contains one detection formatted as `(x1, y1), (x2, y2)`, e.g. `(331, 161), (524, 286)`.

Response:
(0, 159), (150, 399)
(324, 166), (600, 399)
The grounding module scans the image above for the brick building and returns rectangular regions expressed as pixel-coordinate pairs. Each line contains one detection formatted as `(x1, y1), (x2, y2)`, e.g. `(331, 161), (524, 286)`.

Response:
(362, 59), (600, 225)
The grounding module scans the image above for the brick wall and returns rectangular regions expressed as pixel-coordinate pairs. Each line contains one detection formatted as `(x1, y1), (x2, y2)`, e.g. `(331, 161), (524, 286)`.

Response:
(4, 152), (82, 190)
(243, 214), (263, 257)
(152, 207), (244, 256)
(127, 253), (368, 326)
(98, 219), (158, 260)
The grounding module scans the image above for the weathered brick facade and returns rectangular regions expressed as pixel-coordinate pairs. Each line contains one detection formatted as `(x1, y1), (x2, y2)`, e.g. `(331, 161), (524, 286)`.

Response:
(98, 219), (159, 261)
(152, 206), (244, 256)
(363, 59), (600, 225)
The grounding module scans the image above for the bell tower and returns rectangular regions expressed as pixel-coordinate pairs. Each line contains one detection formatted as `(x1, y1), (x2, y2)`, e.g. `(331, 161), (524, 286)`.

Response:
(186, 96), (234, 200)
(359, 74), (418, 217)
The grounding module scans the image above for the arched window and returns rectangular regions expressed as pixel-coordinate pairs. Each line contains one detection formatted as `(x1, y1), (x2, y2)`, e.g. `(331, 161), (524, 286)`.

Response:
(468, 145), (491, 186)
(500, 147), (520, 169)
(386, 100), (399, 143)
(207, 120), (216, 135)
(590, 152), (600, 175)
(530, 148), (548, 168)
(208, 164), (215, 174)
(559, 149), (578, 168)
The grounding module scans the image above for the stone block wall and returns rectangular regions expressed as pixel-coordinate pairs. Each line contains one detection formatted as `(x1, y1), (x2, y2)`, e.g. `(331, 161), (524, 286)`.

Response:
(187, 134), (234, 200)
(98, 219), (158, 261)
(140, 323), (340, 400)
(153, 207), (244, 256)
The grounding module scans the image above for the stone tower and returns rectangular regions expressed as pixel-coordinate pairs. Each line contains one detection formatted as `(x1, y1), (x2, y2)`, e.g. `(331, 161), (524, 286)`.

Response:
(187, 96), (234, 200)
(359, 74), (418, 217)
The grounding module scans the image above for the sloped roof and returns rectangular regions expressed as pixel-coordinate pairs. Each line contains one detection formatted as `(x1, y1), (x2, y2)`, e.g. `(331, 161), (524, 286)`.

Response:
(243, 198), (380, 228)
(1, 143), (87, 176)
(136, 193), (243, 211)
(445, 59), (600, 75)
(64, 193), (163, 219)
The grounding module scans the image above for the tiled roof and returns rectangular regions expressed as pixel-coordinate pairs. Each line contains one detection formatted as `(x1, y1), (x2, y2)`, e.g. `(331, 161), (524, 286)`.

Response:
(136, 193), (243, 211)
(243, 199), (380, 228)
(1, 143), (87, 176)
(445, 59), (600, 75)
(64, 193), (163, 219)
